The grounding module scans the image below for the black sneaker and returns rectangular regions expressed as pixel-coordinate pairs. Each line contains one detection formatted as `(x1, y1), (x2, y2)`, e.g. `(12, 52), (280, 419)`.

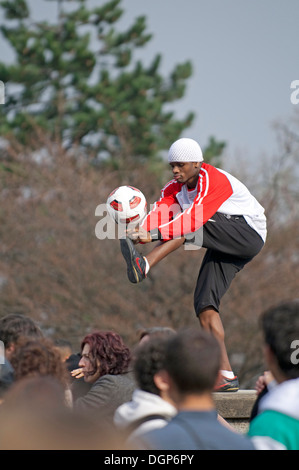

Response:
(214, 375), (239, 392)
(120, 237), (147, 283)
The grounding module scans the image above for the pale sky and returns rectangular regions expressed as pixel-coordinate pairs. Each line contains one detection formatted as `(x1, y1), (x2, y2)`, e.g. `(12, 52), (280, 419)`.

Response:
(120, 1), (299, 162)
(1, 0), (298, 163)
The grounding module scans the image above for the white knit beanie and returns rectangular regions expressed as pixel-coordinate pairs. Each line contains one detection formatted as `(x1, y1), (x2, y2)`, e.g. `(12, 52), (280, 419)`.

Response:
(168, 138), (203, 163)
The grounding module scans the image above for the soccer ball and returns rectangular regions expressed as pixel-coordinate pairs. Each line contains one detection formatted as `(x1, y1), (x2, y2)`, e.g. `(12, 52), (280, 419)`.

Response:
(106, 185), (147, 225)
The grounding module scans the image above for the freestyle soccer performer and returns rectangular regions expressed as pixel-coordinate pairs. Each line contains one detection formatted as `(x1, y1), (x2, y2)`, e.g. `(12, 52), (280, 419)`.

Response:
(120, 138), (267, 391)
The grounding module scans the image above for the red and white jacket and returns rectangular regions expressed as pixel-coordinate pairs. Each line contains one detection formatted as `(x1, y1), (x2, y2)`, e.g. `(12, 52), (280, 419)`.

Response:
(141, 163), (267, 242)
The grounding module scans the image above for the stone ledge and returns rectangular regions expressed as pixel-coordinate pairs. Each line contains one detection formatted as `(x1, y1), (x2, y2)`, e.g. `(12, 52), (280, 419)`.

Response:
(213, 390), (257, 418)
(213, 390), (257, 433)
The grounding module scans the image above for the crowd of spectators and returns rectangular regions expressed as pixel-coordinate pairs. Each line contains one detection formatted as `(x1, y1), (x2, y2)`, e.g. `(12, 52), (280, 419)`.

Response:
(0, 300), (298, 450)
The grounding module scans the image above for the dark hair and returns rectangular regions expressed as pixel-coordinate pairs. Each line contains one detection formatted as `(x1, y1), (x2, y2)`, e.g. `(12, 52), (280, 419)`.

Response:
(163, 328), (221, 394)
(261, 300), (299, 379)
(0, 314), (43, 348)
(133, 336), (172, 395)
(138, 327), (176, 343)
(10, 337), (69, 386)
(81, 331), (131, 377)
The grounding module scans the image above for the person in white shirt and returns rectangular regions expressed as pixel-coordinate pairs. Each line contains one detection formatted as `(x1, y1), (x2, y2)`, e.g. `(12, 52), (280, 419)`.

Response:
(114, 334), (177, 443)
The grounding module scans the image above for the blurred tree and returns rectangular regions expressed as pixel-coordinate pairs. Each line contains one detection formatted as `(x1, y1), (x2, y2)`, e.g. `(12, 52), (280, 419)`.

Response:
(203, 136), (226, 167)
(0, 0), (198, 165)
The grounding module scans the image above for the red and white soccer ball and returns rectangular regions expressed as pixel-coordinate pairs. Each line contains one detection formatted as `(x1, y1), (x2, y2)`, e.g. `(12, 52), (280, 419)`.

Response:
(106, 185), (147, 225)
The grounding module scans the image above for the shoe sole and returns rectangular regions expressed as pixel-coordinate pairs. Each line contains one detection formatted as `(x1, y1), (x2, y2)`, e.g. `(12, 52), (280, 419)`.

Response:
(120, 238), (143, 283)
(215, 386), (239, 392)
(214, 378), (239, 392)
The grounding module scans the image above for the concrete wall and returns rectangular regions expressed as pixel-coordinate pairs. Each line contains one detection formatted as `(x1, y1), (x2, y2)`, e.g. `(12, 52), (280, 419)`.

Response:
(213, 390), (257, 433)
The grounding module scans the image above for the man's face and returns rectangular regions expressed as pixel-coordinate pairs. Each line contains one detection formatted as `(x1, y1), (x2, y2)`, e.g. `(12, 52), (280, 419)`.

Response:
(169, 161), (201, 188)
(78, 343), (101, 384)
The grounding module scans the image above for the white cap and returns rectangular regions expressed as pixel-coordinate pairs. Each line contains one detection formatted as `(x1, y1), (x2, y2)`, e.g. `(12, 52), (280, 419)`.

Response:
(168, 138), (203, 163)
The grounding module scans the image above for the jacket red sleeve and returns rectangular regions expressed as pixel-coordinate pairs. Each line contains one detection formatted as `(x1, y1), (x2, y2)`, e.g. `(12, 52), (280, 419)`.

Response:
(141, 165), (233, 241)
(140, 180), (182, 239)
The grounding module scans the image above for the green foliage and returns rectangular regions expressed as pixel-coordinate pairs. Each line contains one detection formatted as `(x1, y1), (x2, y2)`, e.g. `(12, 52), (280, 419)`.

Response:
(0, 0), (198, 163)
(0, 0), (29, 19)
(203, 136), (226, 167)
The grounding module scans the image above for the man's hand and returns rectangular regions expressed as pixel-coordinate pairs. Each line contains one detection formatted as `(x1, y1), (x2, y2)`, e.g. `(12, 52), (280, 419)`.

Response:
(126, 226), (152, 244)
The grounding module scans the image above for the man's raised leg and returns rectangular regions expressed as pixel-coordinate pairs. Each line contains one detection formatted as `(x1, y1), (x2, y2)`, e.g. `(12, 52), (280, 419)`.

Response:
(145, 238), (185, 269)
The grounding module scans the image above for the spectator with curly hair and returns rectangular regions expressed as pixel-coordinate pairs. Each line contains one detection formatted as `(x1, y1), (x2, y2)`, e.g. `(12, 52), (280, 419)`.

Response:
(72, 331), (135, 426)
(0, 314), (43, 361)
(0, 314), (43, 398)
(9, 336), (69, 390)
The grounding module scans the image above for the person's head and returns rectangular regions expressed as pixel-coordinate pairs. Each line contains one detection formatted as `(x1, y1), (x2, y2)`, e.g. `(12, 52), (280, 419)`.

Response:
(4, 375), (67, 410)
(138, 326), (176, 345)
(9, 336), (69, 387)
(0, 314), (43, 359)
(168, 138), (203, 187)
(0, 376), (125, 450)
(161, 328), (221, 404)
(261, 300), (299, 382)
(79, 331), (131, 384)
(133, 334), (175, 399)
